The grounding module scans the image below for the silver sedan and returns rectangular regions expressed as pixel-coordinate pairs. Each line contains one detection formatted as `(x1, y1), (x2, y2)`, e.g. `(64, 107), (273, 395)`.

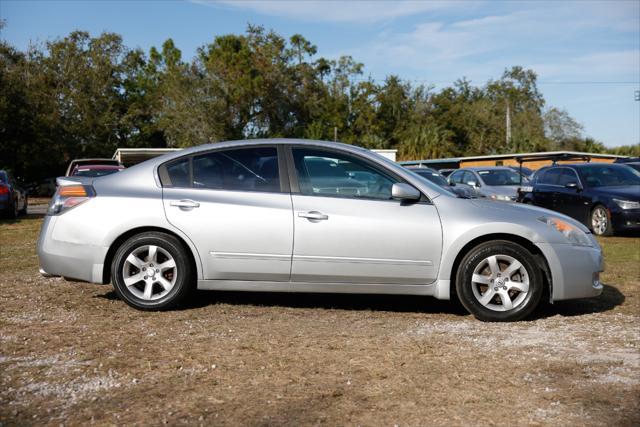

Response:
(37, 140), (603, 321)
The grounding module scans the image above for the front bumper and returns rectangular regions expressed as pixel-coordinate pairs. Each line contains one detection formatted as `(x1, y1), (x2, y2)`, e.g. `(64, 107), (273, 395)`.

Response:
(611, 209), (640, 232)
(37, 215), (108, 283)
(536, 241), (603, 301)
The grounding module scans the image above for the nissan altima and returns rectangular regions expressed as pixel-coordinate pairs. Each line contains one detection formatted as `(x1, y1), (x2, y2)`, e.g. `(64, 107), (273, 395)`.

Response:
(37, 140), (603, 321)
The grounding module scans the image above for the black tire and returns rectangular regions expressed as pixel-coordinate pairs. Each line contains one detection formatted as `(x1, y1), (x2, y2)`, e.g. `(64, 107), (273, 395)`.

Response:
(591, 205), (613, 236)
(111, 232), (194, 310)
(8, 197), (18, 219)
(455, 240), (543, 322)
(19, 196), (28, 215)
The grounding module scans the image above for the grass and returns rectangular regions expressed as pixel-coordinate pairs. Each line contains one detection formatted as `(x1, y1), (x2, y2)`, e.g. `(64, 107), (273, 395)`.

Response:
(0, 216), (638, 426)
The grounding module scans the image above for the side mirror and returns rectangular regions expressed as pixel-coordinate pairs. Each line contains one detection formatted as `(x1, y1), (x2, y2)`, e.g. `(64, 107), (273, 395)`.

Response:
(467, 181), (478, 188)
(565, 182), (581, 190)
(392, 183), (421, 201)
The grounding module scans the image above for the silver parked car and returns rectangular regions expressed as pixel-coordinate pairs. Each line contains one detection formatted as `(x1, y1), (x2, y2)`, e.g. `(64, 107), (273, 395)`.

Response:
(38, 140), (603, 321)
(449, 167), (529, 201)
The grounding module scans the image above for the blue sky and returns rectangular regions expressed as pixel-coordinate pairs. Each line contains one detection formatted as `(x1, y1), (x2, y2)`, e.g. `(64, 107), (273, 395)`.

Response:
(1, 0), (639, 148)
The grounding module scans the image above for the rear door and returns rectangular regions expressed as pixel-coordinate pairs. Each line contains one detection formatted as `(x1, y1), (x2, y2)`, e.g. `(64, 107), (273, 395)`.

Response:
(288, 146), (442, 284)
(161, 146), (294, 281)
(533, 168), (561, 210)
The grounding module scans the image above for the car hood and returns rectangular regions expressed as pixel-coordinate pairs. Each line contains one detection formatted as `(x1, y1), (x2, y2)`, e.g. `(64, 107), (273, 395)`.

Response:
(589, 185), (640, 200)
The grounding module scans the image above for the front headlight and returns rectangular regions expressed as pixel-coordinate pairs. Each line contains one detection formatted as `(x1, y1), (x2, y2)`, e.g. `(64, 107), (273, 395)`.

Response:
(613, 199), (640, 210)
(538, 216), (593, 247)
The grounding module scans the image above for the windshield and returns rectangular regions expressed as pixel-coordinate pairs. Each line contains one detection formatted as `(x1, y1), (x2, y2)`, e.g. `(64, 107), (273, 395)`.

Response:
(0, 172), (6, 184)
(73, 168), (121, 177)
(578, 165), (640, 187)
(478, 169), (529, 186)
(411, 169), (449, 187)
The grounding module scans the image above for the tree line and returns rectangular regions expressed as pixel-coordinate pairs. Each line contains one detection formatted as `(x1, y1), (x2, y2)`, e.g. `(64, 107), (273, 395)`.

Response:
(1, 23), (638, 183)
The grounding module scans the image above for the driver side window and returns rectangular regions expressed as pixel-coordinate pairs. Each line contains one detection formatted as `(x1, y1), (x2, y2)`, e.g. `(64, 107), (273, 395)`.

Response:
(291, 148), (395, 200)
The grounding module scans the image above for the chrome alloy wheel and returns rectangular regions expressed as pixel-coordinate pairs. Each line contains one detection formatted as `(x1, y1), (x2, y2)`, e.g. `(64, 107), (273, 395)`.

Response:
(122, 245), (177, 301)
(470, 254), (530, 312)
(591, 207), (608, 235)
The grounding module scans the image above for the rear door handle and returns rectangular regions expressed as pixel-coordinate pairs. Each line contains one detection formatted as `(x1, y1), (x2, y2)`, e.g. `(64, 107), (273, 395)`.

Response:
(170, 199), (200, 209)
(298, 211), (329, 220)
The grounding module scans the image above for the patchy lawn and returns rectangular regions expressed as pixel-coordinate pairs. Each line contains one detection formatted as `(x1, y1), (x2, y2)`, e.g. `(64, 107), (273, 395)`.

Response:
(1, 216), (638, 426)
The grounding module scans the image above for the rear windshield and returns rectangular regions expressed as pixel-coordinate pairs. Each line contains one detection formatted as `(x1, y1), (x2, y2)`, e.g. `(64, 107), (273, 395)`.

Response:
(411, 170), (449, 187)
(73, 168), (121, 177)
(478, 169), (529, 186)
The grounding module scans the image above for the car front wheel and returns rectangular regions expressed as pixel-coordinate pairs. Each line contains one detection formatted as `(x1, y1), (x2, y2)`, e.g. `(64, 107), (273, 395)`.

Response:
(111, 232), (193, 310)
(591, 205), (612, 236)
(456, 240), (543, 322)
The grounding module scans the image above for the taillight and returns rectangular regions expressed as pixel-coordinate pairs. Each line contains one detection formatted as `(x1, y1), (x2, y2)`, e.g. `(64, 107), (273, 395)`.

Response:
(47, 185), (96, 215)
(0, 184), (8, 195)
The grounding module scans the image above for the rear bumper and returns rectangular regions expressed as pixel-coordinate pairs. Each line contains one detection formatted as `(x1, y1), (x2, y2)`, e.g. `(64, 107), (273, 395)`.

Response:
(37, 215), (108, 283)
(536, 241), (603, 301)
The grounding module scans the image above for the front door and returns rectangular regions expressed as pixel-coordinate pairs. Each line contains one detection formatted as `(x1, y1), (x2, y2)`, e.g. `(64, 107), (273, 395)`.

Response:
(288, 147), (442, 284)
(161, 146), (293, 281)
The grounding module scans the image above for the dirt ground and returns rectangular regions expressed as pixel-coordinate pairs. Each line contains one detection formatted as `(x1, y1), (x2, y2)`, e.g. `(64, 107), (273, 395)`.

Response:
(1, 212), (639, 426)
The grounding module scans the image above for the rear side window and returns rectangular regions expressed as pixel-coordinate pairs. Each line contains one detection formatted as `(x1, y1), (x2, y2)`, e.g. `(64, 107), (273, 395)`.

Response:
(539, 168), (561, 185)
(161, 147), (280, 193)
(165, 158), (190, 188)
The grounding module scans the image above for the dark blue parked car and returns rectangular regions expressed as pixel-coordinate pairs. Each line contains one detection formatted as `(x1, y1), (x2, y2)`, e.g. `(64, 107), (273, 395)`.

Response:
(520, 163), (640, 235)
(0, 170), (28, 218)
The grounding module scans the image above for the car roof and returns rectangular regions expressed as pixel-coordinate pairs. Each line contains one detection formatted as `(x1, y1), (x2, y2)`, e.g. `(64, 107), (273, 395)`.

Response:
(457, 166), (516, 172)
(406, 166), (438, 173)
(109, 138), (447, 201)
(542, 163), (625, 170)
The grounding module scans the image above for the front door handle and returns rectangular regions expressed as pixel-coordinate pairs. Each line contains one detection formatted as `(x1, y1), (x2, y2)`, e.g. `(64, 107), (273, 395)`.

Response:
(170, 199), (200, 209)
(298, 211), (329, 221)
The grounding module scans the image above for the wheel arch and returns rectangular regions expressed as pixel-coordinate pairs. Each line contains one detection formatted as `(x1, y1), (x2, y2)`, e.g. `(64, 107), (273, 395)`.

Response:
(447, 233), (552, 303)
(101, 226), (200, 285)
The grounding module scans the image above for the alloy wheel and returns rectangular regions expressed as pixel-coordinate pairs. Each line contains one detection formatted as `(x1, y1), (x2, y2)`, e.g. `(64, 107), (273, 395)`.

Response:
(122, 245), (177, 301)
(592, 207), (608, 235)
(470, 254), (530, 311)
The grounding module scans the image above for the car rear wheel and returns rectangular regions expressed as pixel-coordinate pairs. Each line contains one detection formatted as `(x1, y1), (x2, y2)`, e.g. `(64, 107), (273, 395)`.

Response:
(591, 205), (612, 236)
(456, 240), (543, 322)
(111, 232), (193, 310)
(9, 197), (18, 219)
(19, 197), (27, 215)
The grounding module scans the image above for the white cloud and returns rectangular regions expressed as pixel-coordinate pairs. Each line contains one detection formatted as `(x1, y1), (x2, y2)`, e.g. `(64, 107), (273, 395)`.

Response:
(361, 2), (639, 83)
(193, 0), (466, 24)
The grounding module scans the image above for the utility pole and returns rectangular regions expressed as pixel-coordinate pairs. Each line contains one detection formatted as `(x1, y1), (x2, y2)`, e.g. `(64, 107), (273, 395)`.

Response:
(505, 100), (512, 146)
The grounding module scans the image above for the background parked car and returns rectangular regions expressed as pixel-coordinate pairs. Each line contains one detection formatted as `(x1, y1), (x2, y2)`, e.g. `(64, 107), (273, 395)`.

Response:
(407, 167), (478, 198)
(0, 169), (28, 218)
(438, 168), (455, 177)
(509, 165), (534, 178)
(448, 167), (529, 201)
(65, 158), (122, 176)
(520, 163), (640, 235)
(70, 164), (125, 177)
